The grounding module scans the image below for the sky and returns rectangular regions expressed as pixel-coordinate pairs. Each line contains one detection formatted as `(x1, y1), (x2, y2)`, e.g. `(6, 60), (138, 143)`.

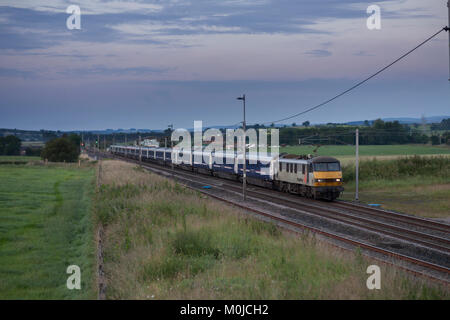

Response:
(0, 0), (449, 131)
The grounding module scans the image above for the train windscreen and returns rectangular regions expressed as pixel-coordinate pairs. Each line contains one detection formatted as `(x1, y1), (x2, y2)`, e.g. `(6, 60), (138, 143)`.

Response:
(313, 162), (340, 171)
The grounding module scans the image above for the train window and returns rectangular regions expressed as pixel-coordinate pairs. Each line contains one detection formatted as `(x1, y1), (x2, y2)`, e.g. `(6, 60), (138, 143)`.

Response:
(302, 164), (305, 174)
(313, 162), (341, 171)
(294, 164), (297, 174)
(327, 162), (341, 171)
(279, 162), (282, 172)
(314, 163), (327, 171)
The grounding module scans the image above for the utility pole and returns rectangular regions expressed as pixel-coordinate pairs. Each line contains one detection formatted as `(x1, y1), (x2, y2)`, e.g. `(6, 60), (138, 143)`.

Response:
(168, 124), (174, 170)
(164, 137), (167, 162)
(139, 135), (142, 163)
(355, 128), (359, 201)
(124, 134), (127, 157)
(447, 0), (450, 80)
(237, 94), (246, 201)
(97, 134), (100, 153)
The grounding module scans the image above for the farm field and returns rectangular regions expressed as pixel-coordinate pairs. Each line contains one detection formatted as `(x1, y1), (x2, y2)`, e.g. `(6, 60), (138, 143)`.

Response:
(341, 181), (450, 219)
(341, 156), (450, 218)
(21, 141), (44, 147)
(0, 156), (41, 163)
(280, 144), (450, 160)
(280, 144), (450, 165)
(0, 164), (96, 299)
(95, 160), (448, 299)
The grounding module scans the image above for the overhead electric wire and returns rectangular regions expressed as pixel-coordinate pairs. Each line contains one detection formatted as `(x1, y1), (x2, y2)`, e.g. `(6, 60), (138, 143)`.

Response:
(250, 27), (449, 126)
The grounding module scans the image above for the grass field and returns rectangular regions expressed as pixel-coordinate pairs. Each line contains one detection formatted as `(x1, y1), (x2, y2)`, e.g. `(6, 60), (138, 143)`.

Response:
(341, 181), (450, 219)
(341, 156), (450, 218)
(21, 141), (44, 148)
(0, 164), (96, 299)
(96, 160), (448, 299)
(0, 156), (41, 163)
(280, 144), (450, 156)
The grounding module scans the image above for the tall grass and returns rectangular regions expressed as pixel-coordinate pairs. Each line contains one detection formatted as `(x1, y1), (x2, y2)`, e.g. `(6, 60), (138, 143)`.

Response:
(343, 155), (450, 182)
(95, 160), (449, 300)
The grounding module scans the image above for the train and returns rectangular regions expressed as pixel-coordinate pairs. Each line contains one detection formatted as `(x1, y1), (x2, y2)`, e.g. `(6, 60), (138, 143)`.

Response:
(109, 145), (344, 201)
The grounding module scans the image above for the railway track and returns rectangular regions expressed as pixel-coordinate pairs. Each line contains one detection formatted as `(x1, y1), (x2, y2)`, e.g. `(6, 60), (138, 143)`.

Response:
(89, 150), (450, 283)
(332, 200), (450, 233)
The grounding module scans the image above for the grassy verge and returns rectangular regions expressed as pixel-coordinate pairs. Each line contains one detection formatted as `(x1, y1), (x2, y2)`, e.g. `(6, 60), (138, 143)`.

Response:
(96, 160), (448, 299)
(0, 163), (96, 299)
(341, 156), (450, 218)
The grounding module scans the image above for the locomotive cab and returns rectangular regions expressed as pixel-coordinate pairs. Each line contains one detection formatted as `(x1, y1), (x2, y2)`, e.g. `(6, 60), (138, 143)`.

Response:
(310, 156), (344, 200)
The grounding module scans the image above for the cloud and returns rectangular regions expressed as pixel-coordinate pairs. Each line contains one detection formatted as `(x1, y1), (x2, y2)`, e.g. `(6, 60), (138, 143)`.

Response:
(109, 21), (243, 36)
(0, 0), (446, 83)
(0, 0), (163, 15)
(304, 49), (332, 57)
(353, 50), (374, 56)
(0, 67), (36, 78)
(57, 65), (173, 77)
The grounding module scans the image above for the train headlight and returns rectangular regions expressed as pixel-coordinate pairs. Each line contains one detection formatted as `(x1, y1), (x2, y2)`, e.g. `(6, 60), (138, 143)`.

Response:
(336, 178), (341, 182)
(317, 179), (324, 182)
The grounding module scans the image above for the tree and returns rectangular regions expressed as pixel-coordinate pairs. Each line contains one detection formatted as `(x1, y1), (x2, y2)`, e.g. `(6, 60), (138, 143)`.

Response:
(67, 133), (81, 153)
(302, 121), (310, 127)
(41, 137), (79, 162)
(40, 130), (58, 142)
(443, 131), (450, 145)
(373, 118), (384, 129)
(25, 147), (42, 157)
(430, 135), (440, 145)
(0, 135), (21, 155)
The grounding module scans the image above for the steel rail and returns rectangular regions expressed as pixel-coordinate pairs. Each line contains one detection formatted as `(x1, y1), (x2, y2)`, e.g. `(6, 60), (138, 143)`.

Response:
(332, 200), (450, 233)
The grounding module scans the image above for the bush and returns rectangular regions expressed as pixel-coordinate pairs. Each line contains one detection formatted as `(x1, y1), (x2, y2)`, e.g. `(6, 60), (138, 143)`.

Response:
(171, 230), (221, 258)
(0, 135), (21, 155)
(342, 156), (450, 182)
(41, 137), (79, 162)
(430, 135), (440, 145)
(24, 147), (43, 157)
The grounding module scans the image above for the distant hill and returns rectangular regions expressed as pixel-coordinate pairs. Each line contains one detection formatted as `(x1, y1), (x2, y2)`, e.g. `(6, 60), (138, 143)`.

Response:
(345, 115), (450, 126)
(1, 115), (449, 139)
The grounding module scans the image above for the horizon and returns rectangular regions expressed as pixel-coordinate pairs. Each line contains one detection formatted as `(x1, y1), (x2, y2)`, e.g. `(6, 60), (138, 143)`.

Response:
(1, 113), (449, 133)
